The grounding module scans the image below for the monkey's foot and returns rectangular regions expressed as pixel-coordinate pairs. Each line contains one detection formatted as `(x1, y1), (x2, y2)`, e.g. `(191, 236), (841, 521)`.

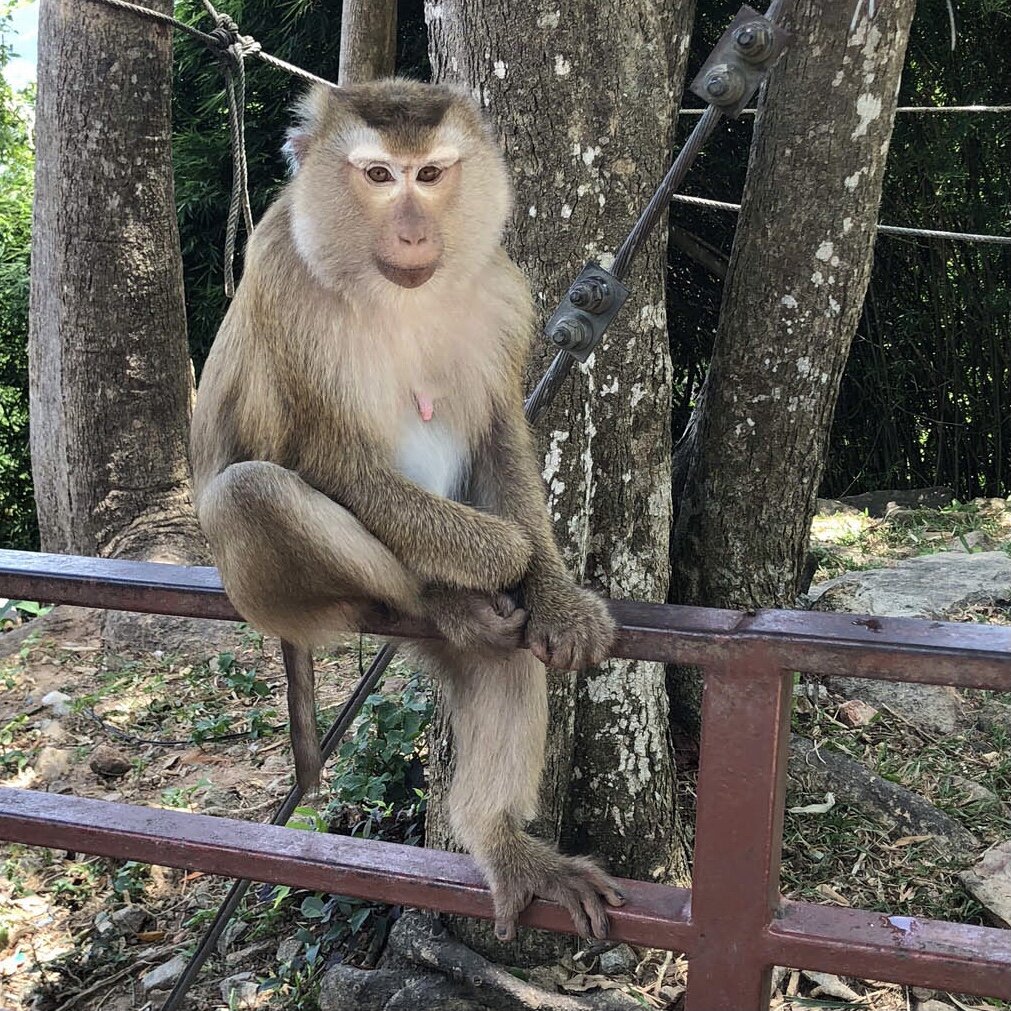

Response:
(484, 835), (625, 942)
(426, 587), (528, 654)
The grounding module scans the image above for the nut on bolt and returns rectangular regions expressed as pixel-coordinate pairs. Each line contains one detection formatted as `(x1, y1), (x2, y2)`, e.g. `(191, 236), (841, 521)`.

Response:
(549, 316), (592, 352)
(703, 63), (746, 105)
(569, 277), (614, 314)
(733, 20), (776, 63)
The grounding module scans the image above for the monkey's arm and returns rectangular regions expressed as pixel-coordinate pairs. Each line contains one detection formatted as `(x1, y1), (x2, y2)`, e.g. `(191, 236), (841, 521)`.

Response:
(471, 403), (615, 670)
(300, 448), (533, 594)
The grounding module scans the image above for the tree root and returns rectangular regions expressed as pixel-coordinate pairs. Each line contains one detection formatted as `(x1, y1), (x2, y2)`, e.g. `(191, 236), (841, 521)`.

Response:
(319, 912), (640, 1011)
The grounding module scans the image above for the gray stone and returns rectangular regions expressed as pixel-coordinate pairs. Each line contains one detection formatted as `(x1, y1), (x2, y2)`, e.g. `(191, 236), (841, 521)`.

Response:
(809, 552), (1011, 732)
(41, 690), (72, 717)
(838, 486), (955, 517)
(950, 775), (997, 804)
(597, 943), (637, 975)
(960, 841), (1011, 927)
(917, 1001), (956, 1011)
(141, 954), (189, 992)
(809, 551), (1011, 618)
(110, 904), (147, 934)
(275, 935), (301, 964)
(220, 972), (259, 1007)
(33, 746), (72, 783)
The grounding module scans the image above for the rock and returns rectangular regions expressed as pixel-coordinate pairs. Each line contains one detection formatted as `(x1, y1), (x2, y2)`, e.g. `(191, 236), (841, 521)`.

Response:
(789, 736), (977, 855)
(89, 744), (132, 778)
(597, 943), (637, 975)
(37, 718), (66, 742)
(810, 551), (1011, 618)
(93, 911), (115, 936)
(40, 690), (72, 717)
(801, 971), (860, 1000)
(910, 987), (936, 1000)
(220, 972), (259, 1007)
(837, 699), (877, 727)
(949, 529), (986, 552)
(917, 1001), (955, 1011)
(960, 841), (1011, 927)
(275, 935), (301, 964)
(33, 746), (72, 784)
(950, 775), (997, 804)
(808, 552), (1011, 732)
(816, 498), (862, 516)
(141, 954), (189, 992)
(110, 904), (147, 934)
(838, 486), (954, 517)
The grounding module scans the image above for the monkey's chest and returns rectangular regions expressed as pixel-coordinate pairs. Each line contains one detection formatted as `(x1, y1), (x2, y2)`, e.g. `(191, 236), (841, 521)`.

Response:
(394, 412), (470, 501)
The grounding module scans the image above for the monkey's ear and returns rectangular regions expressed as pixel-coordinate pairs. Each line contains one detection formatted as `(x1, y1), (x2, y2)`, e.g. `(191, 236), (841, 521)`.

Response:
(285, 84), (340, 173)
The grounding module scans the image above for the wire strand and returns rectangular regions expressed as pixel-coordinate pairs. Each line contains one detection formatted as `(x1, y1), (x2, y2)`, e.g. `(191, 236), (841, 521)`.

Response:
(669, 192), (1011, 246)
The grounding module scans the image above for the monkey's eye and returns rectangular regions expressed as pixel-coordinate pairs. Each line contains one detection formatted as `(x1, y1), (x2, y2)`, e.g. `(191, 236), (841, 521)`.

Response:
(416, 165), (443, 184)
(366, 165), (394, 184)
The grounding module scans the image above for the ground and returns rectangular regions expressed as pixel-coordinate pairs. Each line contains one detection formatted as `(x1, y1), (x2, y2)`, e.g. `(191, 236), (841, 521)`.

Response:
(0, 497), (1010, 1010)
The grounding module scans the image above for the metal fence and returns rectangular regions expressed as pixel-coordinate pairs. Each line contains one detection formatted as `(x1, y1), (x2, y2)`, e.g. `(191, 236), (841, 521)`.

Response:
(1, 548), (1010, 1010)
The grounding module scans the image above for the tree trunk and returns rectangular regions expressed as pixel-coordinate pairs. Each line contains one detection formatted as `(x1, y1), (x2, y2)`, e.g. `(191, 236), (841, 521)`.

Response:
(425, 0), (694, 931)
(339, 0), (397, 85)
(29, 0), (200, 568)
(669, 0), (917, 727)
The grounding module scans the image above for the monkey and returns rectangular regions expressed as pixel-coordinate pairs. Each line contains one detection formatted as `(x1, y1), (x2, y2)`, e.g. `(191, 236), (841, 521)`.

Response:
(190, 78), (623, 942)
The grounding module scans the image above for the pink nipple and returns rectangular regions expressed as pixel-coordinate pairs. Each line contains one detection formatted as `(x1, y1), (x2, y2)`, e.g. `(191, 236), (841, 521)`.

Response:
(416, 392), (434, 422)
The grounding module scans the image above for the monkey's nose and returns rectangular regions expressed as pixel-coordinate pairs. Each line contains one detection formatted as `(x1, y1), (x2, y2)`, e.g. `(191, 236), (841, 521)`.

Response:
(398, 232), (429, 247)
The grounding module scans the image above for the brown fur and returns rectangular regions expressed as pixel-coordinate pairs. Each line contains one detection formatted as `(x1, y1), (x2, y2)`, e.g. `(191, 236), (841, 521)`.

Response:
(190, 79), (620, 940)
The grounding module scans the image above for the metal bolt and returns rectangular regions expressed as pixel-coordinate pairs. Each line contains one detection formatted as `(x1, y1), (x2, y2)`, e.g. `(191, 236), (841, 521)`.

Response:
(549, 316), (592, 352)
(569, 277), (613, 314)
(703, 63), (746, 106)
(733, 20), (776, 63)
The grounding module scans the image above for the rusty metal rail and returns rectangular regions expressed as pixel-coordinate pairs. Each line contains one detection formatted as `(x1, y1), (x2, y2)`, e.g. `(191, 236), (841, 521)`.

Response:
(2, 548), (1011, 1009)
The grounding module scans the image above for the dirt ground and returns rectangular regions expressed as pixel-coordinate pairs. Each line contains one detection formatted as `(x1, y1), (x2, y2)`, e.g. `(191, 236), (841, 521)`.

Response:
(1, 499), (1011, 1010)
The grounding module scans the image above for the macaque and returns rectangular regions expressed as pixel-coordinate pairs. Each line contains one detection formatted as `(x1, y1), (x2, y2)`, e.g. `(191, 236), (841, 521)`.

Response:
(190, 79), (622, 940)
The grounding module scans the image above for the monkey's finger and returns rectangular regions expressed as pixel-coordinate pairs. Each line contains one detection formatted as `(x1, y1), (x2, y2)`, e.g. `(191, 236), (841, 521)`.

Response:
(492, 592), (520, 618)
(494, 915), (518, 943)
(553, 882), (594, 938)
(573, 878), (610, 940)
(581, 862), (626, 908)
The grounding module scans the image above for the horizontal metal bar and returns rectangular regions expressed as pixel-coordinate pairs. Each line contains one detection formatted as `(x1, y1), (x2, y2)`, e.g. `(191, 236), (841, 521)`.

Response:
(768, 900), (1011, 1000)
(3, 788), (1008, 1002)
(0, 789), (694, 952)
(2, 550), (1010, 688)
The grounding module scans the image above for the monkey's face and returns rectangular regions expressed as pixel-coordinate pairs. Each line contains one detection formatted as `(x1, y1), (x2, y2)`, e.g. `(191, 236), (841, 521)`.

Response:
(344, 142), (460, 289)
(286, 82), (512, 295)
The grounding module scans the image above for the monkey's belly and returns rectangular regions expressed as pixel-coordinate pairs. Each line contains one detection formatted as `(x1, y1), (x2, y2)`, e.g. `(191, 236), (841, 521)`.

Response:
(395, 416), (469, 500)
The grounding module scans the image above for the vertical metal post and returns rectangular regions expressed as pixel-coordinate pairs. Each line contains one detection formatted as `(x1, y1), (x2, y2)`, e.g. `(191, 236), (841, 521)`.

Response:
(685, 651), (792, 1011)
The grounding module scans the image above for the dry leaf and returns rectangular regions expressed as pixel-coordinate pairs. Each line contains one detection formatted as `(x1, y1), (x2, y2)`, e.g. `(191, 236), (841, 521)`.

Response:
(788, 792), (835, 815)
(890, 834), (933, 848)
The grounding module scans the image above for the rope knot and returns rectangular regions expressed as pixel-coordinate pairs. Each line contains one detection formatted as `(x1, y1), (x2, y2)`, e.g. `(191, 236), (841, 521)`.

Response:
(206, 13), (261, 67)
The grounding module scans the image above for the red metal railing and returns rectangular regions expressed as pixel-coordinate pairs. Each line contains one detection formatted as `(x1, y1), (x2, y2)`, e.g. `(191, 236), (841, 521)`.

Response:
(2, 548), (1010, 1009)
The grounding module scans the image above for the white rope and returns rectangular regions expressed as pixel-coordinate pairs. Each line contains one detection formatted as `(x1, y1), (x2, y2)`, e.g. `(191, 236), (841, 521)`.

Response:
(668, 192), (1011, 246)
(679, 104), (1011, 116)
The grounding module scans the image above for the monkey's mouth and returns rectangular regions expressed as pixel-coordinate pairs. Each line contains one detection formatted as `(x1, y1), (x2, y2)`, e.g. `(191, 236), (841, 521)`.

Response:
(376, 260), (438, 289)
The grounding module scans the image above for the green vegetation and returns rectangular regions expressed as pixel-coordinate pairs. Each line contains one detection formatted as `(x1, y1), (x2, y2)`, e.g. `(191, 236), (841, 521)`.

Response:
(0, 4), (35, 550)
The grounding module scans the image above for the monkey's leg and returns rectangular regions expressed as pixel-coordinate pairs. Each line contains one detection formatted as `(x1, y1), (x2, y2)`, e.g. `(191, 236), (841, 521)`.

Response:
(199, 460), (426, 644)
(199, 461), (427, 790)
(418, 644), (625, 941)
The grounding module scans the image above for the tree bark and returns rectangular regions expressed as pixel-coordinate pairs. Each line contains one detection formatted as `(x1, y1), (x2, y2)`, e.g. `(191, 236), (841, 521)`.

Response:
(425, 0), (694, 938)
(339, 0), (398, 85)
(668, 0), (917, 728)
(29, 0), (200, 567)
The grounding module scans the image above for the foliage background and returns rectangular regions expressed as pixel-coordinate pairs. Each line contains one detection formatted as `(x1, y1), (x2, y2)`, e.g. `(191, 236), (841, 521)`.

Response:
(0, 0), (1008, 549)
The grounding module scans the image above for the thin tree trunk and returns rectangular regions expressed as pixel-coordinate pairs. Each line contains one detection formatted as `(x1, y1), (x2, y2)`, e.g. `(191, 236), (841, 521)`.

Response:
(669, 0), (917, 728)
(425, 0), (694, 941)
(29, 0), (199, 567)
(339, 0), (397, 85)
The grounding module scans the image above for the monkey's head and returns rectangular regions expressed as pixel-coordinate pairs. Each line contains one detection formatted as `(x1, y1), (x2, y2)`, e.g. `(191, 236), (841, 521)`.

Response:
(285, 79), (512, 293)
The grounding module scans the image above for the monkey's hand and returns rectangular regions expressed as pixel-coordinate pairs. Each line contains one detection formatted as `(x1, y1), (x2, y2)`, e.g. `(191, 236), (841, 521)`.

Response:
(426, 586), (528, 654)
(524, 577), (615, 670)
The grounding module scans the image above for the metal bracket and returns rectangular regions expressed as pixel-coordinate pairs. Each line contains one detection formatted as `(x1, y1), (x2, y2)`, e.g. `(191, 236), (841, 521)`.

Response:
(689, 5), (790, 118)
(543, 263), (631, 364)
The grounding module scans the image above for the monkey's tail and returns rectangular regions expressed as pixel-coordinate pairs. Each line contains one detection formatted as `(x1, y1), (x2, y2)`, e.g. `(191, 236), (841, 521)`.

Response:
(281, 641), (323, 793)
